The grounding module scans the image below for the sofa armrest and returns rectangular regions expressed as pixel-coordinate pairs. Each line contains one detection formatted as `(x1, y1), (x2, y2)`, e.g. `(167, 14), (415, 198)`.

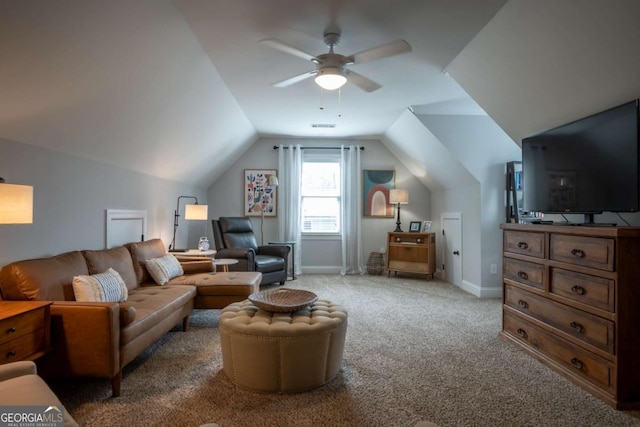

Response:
(0, 361), (37, 381)
(37, 301), (120, 379)
(216, 248), (255, 260)
(179, 260), (214, 274)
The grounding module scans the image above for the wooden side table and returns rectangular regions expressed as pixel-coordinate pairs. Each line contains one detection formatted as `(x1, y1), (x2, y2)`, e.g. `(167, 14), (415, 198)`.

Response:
(0, 301), (52, 364)
(214, 258), (239, 272)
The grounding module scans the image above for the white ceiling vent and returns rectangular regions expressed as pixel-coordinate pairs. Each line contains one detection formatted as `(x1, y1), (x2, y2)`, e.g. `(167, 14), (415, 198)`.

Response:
(311, 123), (336, 128)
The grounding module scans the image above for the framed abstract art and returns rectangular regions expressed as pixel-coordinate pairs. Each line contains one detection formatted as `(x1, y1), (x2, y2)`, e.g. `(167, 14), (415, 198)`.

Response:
(362, 170), (395, 217)
(244, 169), (277, 217)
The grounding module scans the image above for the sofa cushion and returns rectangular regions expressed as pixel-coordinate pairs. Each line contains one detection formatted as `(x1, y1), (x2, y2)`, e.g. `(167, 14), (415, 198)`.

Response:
(120, 285), (196, 346)
(127, 239), (167, 285)
(72, 268), (128, 302)
(83, 246), (138, 290)
(145, 254), (184, 285)
(0, 251), (87, 301)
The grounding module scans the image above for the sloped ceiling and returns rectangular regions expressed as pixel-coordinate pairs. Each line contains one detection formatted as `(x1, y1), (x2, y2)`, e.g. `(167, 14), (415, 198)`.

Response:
(0, 0), (257, 187)
(446, 0), (640, 146)
(0, 0), (508, 188)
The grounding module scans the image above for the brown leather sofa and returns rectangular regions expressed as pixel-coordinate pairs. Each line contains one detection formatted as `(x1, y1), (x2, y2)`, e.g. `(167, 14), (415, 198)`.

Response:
(0, 238), (243, 397)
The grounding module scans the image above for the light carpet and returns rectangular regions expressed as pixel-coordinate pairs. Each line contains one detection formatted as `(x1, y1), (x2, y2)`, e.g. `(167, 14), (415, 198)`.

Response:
(50, 274), (640, 426)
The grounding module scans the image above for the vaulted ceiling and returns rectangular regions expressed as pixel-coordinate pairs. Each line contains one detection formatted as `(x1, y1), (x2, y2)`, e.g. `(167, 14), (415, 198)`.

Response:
(0, 0), (507, 187)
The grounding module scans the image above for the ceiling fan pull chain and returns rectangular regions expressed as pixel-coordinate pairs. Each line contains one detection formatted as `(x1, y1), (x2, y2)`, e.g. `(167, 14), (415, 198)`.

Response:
(337, 87), (342, 119)
(319, 87), (324, 110)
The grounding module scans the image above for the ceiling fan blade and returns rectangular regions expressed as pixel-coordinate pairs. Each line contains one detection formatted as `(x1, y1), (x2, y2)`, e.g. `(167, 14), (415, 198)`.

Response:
(272, 70), (317, 88)
(345, 70), (382, 92)
(260, 38), (318, 62)
(347, 39), (412, 64)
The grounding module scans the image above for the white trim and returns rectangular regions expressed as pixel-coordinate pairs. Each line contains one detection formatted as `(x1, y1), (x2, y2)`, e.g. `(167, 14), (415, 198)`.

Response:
(458, 280), (502, 299)
(106, 209), (147, 249)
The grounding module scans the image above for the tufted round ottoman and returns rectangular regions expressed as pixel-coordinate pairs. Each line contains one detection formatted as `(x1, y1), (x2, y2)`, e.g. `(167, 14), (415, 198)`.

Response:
(219, 299), (347, 393)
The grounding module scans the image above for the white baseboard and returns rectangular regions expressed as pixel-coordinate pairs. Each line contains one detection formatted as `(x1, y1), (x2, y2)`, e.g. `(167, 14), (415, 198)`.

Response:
(460, 280), (502, 299)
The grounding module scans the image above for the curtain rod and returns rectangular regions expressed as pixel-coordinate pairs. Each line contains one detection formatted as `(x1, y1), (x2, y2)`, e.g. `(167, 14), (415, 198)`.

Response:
(273, 146), (365, 150)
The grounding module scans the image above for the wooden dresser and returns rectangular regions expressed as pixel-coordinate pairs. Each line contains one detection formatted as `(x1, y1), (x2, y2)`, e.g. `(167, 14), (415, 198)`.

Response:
(386, 232), (436, 279)
(0, 301), (52, 364)
(500, 223), (640, 409)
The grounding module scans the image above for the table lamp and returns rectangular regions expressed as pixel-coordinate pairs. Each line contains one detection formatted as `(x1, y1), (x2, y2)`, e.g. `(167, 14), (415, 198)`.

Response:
(389, 189), (408, 232)
(0, 177), (33, 224)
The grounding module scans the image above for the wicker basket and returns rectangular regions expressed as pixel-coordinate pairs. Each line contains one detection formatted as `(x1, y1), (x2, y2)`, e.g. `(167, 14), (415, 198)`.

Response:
(367, 251), (385, 275)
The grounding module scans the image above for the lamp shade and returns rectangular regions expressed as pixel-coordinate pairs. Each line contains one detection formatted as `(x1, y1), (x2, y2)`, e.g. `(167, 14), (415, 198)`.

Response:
(389, 189), (409, 205)
(315, 67), (347, 91)
(0, 182), (33, 224)
(184, 204), (208, 220)
(267, 175), (279, 187)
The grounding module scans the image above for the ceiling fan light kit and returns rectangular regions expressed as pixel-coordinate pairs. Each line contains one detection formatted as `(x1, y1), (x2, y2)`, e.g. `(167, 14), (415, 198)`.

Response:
(314, 67), (347, 90)
(261, 28), (411, 93)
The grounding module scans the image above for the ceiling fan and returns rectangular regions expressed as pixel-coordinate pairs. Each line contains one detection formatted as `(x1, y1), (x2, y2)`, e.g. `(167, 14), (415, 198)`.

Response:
(261, 28), (411, 93)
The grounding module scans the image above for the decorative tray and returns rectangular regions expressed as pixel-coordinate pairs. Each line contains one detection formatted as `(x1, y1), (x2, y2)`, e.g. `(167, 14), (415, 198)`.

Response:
(248, 288), (318, 312)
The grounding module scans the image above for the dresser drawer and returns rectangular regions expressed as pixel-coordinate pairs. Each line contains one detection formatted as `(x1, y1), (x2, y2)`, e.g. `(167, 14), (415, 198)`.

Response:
(550, 268), (615, 312)
(504, 258), (544, 290)
(505, 285), (614, 353)
(0, 327), (46, 363)
(0, 307), (46, 340)
(388, 245), (428, 263)
(504, 312), (615, 392)
(504, 231), (545, 258)
(550, 234), (614, 271)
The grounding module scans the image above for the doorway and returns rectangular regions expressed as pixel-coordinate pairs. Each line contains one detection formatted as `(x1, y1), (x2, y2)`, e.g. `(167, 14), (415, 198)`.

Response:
(441, 212), (462, 287)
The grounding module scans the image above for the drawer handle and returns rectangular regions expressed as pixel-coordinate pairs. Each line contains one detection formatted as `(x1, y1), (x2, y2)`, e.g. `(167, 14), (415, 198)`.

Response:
(517, 299), (529, 309)
(570, 248), (585, 258)
(517, 271), (529, 280)
(571, 285), (586, 295)
(7, 351), (16, 357)
(517, 328), (527, 338)
(570, 321), (584, 333)
(570, 357), (584, 370)
(6, 327), (16, 334)
(517, 242), (529, 250)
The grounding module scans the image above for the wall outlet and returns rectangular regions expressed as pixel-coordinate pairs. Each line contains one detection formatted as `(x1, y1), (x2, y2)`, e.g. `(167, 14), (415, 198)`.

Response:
(490, 264), (497, 275)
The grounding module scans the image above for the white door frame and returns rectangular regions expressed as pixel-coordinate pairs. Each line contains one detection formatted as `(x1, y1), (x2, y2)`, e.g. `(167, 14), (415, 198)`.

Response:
(441, 212), (462, 287)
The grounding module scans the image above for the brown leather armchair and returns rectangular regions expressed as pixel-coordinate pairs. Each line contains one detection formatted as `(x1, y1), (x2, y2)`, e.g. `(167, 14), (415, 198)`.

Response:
(212, 217), (290, 286)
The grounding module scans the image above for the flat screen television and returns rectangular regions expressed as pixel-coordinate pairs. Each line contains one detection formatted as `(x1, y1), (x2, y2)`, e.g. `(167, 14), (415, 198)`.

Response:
(522, 99), (640, 225)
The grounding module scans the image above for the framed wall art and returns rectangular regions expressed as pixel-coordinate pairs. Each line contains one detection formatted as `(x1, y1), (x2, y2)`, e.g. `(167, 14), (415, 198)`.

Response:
(363, 169), (394, 217)
(244, 169), (277, 217)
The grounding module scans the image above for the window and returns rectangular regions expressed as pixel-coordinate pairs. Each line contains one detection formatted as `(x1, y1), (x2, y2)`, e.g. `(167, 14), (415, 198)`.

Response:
(301, 155), (341, 233)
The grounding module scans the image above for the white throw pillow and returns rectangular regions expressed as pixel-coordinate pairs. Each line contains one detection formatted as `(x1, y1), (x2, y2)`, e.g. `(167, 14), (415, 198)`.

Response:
(72, 267), (128, 302)
(145, 254), (184, 285)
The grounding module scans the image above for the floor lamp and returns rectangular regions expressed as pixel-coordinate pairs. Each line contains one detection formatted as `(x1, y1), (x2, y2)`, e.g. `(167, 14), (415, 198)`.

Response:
(0, 177), (33, 224)
(389, 189), (409, 232)
(169, 196), (208, 252)
(260, 175), (279, 245)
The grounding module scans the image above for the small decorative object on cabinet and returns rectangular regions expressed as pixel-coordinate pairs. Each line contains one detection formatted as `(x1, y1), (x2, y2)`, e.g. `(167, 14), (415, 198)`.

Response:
(0, 301), (52, 364)
(386, 232), (435, 279)
(500, 223), (640, 409)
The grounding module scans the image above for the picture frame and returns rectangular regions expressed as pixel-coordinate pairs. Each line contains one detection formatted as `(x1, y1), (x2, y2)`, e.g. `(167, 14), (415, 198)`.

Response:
(422, 221), (432, 232)
(362, 169), (395, 217)
(244, 169), (277, 217)
(409, 221), (422, 232)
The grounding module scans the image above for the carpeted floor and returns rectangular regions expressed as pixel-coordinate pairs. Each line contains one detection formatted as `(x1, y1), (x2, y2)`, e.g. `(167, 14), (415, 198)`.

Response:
(50, 274), (640, 426)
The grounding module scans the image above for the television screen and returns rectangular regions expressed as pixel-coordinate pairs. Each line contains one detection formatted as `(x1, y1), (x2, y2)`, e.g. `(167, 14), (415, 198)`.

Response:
(522, 99), (639, 216)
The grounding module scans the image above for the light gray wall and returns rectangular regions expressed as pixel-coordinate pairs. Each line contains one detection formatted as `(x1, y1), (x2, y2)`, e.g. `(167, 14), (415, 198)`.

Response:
(447, 0), (640, 150)
(0, 138), (207, 267)
(206, 137), (430, 273)
(418, 114), (521, 297)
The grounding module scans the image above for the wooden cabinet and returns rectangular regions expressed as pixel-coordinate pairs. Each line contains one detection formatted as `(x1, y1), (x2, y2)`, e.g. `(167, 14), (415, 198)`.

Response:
(386, 232), (436, 279)
(0, 301), (52, 364)
(500, 223), (640, 409)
